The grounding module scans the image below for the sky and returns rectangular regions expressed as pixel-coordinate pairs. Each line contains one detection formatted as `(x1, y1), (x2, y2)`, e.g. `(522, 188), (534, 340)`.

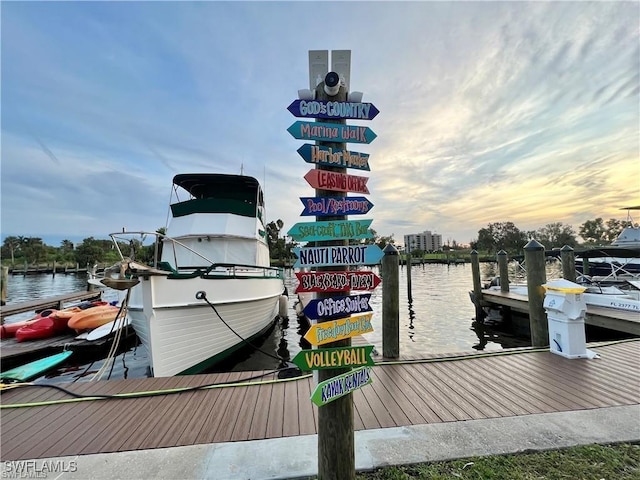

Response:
(1, 1), (639, 248)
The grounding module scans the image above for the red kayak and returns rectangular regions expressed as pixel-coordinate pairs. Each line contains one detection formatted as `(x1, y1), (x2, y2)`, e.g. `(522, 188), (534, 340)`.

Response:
(1, 309), (58, 339)
(15, 316), (72, 342)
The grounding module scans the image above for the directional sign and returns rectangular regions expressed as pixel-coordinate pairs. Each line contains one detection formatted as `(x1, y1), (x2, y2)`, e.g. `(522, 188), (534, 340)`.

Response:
(293, 245), (385, 268)
(304, 169), (369, 194)
(297, 144), (370, 171)
(300, 197), (374, 217)
(303, 294), (372, 321)
(310, 366), (373, 406)
(295, 271), (381, 293)
(287, 100), (380, 120)
(303, 313), (374, 346)
(287, 219), (373, 242)
(292, 345), (375, 371)
(288, 121), (377, 144)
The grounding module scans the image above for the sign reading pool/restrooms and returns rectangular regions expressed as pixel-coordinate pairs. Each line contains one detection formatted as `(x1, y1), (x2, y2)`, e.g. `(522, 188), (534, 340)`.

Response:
(303, 313), (374, 346)
(310, 366), (373, 407)
(292, 345), (375, 371)
(303, 293), (372, 320)
(292, 245), (384, 268)
(287, 219), (373, 242)
(295, 271), (381, 293)
(297, 144), (370, 171)
(288, 121), (377, 144)
(299, 197), (374, 216)
(287, 100), (380, 120)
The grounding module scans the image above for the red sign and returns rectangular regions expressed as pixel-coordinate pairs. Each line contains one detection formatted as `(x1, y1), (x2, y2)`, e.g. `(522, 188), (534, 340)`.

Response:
(295, 271), (381, 293)
(304, 169), (369, 194)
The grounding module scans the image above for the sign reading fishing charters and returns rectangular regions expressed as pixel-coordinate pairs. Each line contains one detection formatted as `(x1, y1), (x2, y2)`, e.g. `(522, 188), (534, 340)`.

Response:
(288, 121), (377, 144)
(292, 345), (375, 371)
(287, 219), (373, 242)
(310, 366), (373, 407)
(303, 293), (372, 320)
(304, 169), (369, 194)
(295, 271), (381, 293)
(300, 196), (373, 217)
(303, 313), (374, 346)
(293, 245), (384, 268)
(297, 144), (370, 171)
(287, 100), (380, 120)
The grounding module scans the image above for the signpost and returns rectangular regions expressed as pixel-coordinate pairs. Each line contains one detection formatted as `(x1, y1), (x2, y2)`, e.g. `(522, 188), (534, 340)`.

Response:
(287, 219), (373, 242)
(302, 293), (372, 320)
(297, 144), (370, 171)
(310, 366), (373, 407)
(291, 345), (375, 371)
(295, 270), (381, 293)
(303, 313), (374, 346)
(304, 169), (370, 194)
(287, 121), (377, 144)
(299, 196), (374, 216)
(287, 100), (380, 120)
(292, 245), (385, 268)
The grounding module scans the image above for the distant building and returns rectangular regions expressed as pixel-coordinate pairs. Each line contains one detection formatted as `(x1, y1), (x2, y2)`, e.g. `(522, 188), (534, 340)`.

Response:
(404, 230), (443, 253)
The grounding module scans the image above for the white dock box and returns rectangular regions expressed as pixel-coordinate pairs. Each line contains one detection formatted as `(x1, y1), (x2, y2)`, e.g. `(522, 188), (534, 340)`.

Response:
(543, 279), (588, 359)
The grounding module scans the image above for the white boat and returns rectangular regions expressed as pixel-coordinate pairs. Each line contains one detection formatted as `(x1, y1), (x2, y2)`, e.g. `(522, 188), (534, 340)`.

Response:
(108, 174), (286, 377)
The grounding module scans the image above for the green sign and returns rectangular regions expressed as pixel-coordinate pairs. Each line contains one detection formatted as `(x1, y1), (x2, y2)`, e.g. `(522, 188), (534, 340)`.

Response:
(310, 366), (373, 407)
(292, 345), (375, 371)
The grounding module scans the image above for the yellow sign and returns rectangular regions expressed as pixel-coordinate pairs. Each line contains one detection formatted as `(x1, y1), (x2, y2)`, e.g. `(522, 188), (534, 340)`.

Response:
(303, 313), (373, 346)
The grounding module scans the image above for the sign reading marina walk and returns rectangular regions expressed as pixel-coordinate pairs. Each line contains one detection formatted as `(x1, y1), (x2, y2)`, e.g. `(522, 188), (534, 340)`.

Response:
(288, 121), (377, 144)
(303, 293), (372, 320)
(297, 144), (370, 171)
(295, 270), (381, 293)
(287, 100), (380, 120)
(287, 219), (373, 242)
(300, 196), (373, 216)
(303, 313), (374, 346)
(310, 366), (373, 407)
(304, 169), (370, 194)
(292, 345), (375, 371)
(292, 245), (384, 268)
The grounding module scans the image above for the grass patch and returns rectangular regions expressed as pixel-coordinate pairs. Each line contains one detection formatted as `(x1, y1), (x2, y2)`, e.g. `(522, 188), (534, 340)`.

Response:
(355, 443), (640, 480)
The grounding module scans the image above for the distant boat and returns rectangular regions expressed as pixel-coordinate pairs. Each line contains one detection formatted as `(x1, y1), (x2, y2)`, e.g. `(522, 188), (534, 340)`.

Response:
(107, 174), (286, 377)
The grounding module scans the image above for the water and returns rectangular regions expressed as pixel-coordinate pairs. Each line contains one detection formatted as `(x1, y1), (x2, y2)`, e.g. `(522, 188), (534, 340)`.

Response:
(3, 263), (528, 382)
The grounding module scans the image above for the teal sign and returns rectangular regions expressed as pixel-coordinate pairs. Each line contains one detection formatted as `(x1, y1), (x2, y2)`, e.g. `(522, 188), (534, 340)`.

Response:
(287, 121), (377, 144)
(287, 219), (373, 242)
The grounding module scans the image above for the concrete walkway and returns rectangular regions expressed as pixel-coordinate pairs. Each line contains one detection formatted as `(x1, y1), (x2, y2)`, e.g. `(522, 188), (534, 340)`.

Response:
(3, 405), (639, 480)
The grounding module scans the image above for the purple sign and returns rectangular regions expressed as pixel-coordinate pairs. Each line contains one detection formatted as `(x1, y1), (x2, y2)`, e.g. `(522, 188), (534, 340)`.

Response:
(300, 197), (374, 216)
(302, 293), (372, 320)
(287, 100), (380, 120)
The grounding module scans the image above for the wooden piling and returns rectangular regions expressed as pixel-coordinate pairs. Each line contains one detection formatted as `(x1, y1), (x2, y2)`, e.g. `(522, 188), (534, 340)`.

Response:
(497, 250), (509, 293)
(406, 251), (412, 302)
(471, 250), (484, 321)
(524, 239), (548, 347)
(1, 266), (8, 309)
(382, 244), (400, 358)
(561, 245), (576, 282)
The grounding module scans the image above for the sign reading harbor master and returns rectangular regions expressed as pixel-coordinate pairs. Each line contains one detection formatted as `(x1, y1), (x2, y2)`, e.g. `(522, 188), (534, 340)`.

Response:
(293, 245), (384, 268)
(287, 100), (380, 120)
(310, 366), (373, 407)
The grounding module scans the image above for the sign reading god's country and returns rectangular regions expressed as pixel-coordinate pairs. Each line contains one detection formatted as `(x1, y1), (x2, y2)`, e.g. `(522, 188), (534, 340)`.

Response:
(287, 100), (380, 120)
(292, 345), (375, 371)
(295, 271), (381, 293)
(297, 144), (370, 171)
(287, 219), (373, 242)
(303, 313), (374, 346)
(304, 169), (369, 194)
(310, 366), (373, 407)
(292, 245), (385, 268)
(303, 293), (372, 320)
(300, 196), (374, 217)
(288, 121), (377, 144)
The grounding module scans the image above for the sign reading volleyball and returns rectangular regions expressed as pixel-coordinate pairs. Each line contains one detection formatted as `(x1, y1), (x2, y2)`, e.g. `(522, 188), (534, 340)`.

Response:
(288, 100), (380, 120)
(292, 345), (375, 371)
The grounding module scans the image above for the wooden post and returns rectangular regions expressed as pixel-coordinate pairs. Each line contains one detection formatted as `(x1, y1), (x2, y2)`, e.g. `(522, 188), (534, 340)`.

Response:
(52, 260), (57, 277)
(471, 250), (483, 321)
(406, 250), (412, 303)
(524, 239), (548, 347)
(1, 266), (8, 309)
(382, 244), (400, 358)
(497, 250), (509, 293)
(561, 245), (576, 282)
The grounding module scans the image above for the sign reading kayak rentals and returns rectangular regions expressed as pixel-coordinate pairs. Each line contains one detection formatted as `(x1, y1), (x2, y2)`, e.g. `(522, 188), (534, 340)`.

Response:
(287, 100), (380, 120)
(287, 219), (373, 242)
(295, 271), (381, 293)
(292, 345), (375, 371)
(288, 121), (377, 144)
(292, 245), (385, 268)
(304, 170), (369, 194)
(303, 293), (372, 321)
(310, 366), (373, 407)
(299, 196), (374, 217)
(297, 144), (370, 171)
(303, 313), (374, 346)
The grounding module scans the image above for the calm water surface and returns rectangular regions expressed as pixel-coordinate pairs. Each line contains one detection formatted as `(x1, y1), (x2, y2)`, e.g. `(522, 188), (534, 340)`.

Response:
(4, 263), (532, 382)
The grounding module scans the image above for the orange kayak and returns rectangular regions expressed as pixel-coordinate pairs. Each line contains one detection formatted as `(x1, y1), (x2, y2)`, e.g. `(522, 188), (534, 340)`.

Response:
(67, 305), (121, 332)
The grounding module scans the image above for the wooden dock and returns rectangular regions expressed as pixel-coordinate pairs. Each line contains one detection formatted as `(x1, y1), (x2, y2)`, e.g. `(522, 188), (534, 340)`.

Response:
(481, 289), (640, 336)
(1, 340), (638, 461)
(0, 291), (102, 320)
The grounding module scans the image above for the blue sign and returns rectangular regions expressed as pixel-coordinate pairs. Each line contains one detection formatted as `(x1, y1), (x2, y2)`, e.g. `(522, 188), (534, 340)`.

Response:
(297, 144), (370, 171)
(292, 245), (385, 268)
(287, 219), (373, 242)
(300, 197), (374, 216)
(287, 100), (380, 120)
(287, 121), (377, 144)
(302, 293), (373, 320)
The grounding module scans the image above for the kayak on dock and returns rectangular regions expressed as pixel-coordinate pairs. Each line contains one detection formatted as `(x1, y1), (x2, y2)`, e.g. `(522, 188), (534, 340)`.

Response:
(0, 350), (73, 383)
(15, 316), (72, 342)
